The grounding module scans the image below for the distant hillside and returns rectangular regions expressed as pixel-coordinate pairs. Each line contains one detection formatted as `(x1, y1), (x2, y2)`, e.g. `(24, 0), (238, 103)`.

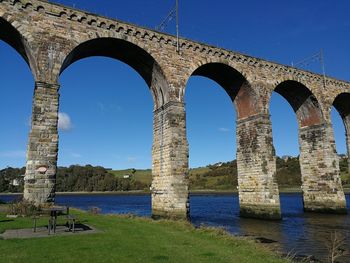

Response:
(108, 156), (350, 190)
(0, 157), (349, 193)
(190, 157), (301, 190)
(109, 169), (151, 184)
(339, 156), (350, 185)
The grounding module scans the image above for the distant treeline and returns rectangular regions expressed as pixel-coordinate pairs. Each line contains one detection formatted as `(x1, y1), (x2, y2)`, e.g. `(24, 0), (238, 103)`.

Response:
(56, 165), (149, 192)
(189, 156), (349, 190)
(189, 157), (301, 190)
(0, 165), (149, 193)
(0, 167), (25, 193)
(0, 157), (349, 193)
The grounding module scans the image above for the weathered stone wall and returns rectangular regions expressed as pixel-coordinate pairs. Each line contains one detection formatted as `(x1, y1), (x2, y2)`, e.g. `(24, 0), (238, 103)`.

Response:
(299, 123), (347, 213)
(347, 135), (350, 175)
(331, 93), (350, 175)
(237, 114), (281, 219)
(344, 116), (350, 174)
(24, 82), (59, 205)
(151, 102), (189, 219)
(0, 0), (348, 218)
(266, 80), (347, 214)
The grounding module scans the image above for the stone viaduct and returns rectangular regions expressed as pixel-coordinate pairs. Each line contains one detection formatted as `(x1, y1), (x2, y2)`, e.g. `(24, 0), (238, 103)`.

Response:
(0, 0), (349, 220)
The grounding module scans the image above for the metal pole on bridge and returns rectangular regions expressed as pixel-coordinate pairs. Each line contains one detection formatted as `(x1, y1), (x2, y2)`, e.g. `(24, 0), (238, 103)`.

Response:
(176, 0), (179, 53)
(320, 49), (326, 88)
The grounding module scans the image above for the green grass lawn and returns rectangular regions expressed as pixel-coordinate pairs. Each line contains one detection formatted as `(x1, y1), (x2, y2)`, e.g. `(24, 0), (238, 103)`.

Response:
(110, 167), (212, 187)
(189, 167), (211, 176)
(110, 169), (152, 184)
(0, 208), (289, 263)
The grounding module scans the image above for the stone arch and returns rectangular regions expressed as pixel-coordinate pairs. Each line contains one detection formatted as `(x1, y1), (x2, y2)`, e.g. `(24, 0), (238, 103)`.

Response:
(269, 80), (347, 213)
(185, 61), (259, 119)
(332, 92), (350, 174)
(0, 16), (36, 77)
(183, 60), (282, 219)
(270, 80), (324, 127)
(0, 13), (35, 184)
(332, 92), (350, 131)
(59, 37), (169, 109)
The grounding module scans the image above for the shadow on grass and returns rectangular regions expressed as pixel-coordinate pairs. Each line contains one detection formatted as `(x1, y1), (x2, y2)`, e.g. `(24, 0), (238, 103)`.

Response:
(0, 219), (14, 223)
(68, 223), (93, 231)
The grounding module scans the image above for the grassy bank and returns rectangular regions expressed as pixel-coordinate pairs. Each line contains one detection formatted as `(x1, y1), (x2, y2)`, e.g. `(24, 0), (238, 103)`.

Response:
(0, 208), (288, 263)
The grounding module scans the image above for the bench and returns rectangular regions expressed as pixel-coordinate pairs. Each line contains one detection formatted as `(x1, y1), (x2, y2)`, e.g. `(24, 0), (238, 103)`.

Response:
(66, 215), (77, 233)
(32, 215), (39, 232)
(32, 206), (73, 234)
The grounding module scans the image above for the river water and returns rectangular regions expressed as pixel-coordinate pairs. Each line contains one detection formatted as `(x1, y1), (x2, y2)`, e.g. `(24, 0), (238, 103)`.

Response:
(1, 193), (349, 262)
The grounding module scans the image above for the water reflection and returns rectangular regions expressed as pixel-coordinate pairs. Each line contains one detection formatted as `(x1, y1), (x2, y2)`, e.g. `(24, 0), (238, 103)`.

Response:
(300, 213), (350, 261)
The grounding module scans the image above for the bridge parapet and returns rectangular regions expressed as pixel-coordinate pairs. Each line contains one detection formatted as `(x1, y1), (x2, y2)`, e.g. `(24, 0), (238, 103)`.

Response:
(1, 0), (350, 93)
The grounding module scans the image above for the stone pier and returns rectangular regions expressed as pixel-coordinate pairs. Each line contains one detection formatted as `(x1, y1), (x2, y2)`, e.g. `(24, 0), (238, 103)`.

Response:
(299, 123), (347, 213)
(347, 134), (350, 175)
(236, 113), (281, 220)
(24, 82), (59, 205)
(333, 94), (350, 175)
(345, 117), (350, 174)
(151, 101), (189, 220)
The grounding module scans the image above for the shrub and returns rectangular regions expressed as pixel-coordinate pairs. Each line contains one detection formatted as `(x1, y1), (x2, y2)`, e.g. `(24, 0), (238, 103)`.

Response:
(7, 199), (41, 216)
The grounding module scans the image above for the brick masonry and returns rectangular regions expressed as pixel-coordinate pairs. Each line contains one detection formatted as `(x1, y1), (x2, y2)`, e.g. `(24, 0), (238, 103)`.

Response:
(0, 0), (348, 218)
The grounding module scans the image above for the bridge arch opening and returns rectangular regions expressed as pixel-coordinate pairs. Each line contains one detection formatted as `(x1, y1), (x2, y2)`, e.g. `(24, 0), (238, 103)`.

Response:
(270, 80), (324, 213)
(57, 56), (154, 192)
(0, 27), (34, 191)
(185, 62), (257, 217)
(60, 37), (169, 109)
(273, 80), (323, 128)
(332, 93), (350, 188)
(0, 17), (36, 75)
(0, 17), (29, 65)
(190, 63), (259, 119)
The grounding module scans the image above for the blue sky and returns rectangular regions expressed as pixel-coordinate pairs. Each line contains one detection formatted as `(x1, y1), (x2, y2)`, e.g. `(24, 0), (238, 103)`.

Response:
(0, 0), (349, 169)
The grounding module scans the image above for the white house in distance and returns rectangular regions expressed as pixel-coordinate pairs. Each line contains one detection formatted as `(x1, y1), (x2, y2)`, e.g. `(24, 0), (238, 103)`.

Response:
(10, 174), (25, 186)
(10, 179), (20, 186)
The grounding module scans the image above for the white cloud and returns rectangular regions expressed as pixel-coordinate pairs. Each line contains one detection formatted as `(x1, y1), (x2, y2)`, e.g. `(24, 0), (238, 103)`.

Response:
(218, 127), (230, 132)
(0, 150), (26, 158)
(58, 112), (72, 131)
